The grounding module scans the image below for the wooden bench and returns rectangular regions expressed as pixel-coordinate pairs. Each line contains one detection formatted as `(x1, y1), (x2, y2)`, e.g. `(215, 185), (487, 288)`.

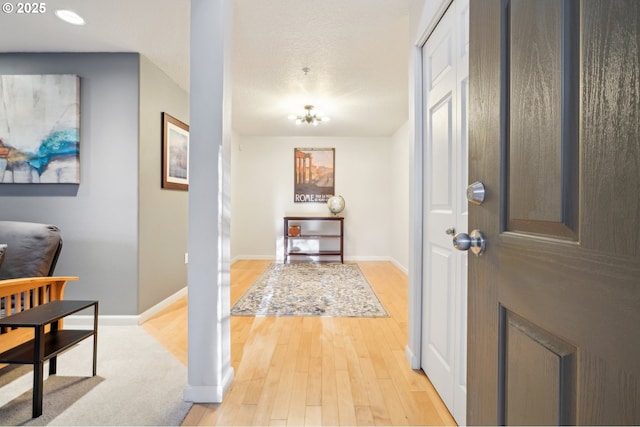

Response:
(0, 277), (77, 355)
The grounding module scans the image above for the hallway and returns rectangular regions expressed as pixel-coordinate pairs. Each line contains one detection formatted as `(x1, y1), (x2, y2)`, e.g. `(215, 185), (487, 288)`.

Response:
(143, 260), (456, 426)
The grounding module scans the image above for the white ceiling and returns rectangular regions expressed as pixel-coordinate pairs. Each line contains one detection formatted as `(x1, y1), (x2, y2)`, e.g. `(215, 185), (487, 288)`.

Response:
(0, 0), (410, 137)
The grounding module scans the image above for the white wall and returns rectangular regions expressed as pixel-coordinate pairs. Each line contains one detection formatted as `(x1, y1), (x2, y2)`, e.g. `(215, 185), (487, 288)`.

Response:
(231, 135), (396, 263)
(390, 122), (410, 273)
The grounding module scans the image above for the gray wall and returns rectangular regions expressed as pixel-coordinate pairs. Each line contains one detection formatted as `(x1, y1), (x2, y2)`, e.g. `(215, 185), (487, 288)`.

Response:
(0, 53), (189, 315)
(138, 56), (189, 313)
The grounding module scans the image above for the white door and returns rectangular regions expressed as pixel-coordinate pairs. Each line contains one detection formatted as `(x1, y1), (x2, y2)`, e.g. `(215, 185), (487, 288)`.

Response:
(420, 0), (469, 424)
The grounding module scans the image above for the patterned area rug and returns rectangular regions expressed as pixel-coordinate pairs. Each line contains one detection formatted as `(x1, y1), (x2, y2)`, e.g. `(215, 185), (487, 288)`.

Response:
(231, 263), (389, 317)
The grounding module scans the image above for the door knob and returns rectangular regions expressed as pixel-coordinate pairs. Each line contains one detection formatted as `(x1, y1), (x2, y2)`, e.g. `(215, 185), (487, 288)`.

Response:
(445, 228), (486, 256)
(466, 181), (486, 205)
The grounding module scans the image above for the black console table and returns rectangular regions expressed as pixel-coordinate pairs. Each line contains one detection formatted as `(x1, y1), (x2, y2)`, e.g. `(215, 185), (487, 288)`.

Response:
(0, 300), (98, 418)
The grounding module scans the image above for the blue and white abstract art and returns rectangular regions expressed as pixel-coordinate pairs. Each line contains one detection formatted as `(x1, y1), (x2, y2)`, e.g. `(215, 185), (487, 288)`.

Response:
(0, 74), (80, 183)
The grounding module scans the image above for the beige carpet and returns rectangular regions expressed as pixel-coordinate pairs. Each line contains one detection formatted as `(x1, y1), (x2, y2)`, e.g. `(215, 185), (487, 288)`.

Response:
(231, 262), (389, 317)
(0, 325), (191, 426)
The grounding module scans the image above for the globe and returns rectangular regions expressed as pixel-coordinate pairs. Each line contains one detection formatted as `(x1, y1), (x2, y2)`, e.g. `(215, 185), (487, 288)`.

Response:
(327, 195), (345, 215)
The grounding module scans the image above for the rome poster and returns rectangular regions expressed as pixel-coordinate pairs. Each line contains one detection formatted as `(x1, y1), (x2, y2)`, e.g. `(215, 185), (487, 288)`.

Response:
(294, 148), (335, 203)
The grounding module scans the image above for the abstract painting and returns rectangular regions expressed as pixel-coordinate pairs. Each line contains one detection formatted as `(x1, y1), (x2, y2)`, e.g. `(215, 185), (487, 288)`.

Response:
(0, 75), (80, 183)
(294, 147), (335, 203)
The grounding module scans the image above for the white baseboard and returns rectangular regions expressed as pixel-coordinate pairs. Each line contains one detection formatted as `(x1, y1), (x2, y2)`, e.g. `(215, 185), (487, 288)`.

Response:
(389, 257), (409, 275)
(64, 286), (188, 327)
(345, 256), (409, 275)
(183, 367), (234, 402)
(344, 255), (389, 262)
(231, 255), (275, 264)
(63, 314), (139, 327)
(138, 286), (188, 324)
(405, 344), (421, 369)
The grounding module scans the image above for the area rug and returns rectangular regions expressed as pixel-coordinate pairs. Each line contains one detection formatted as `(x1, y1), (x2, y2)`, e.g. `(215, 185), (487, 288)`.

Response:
(231, 263), (389, 317)
(0, 325), (192, 426)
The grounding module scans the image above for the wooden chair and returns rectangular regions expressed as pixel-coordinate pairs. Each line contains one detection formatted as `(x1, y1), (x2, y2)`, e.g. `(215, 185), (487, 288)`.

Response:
(0, 222), (76, 359)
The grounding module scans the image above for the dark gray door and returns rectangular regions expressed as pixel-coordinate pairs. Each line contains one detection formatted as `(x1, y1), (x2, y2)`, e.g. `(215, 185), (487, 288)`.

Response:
(467, 0), (640, 424)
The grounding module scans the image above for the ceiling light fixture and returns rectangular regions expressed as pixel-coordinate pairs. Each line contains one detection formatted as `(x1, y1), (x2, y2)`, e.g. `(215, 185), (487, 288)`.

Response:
(288, 105), (330, 126)
(55, 9), (86, 26)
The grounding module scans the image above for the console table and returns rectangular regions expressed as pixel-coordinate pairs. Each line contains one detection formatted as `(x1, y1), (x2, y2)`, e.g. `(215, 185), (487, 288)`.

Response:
(0, 300), (98, 418)
(284, 216), (344, 263)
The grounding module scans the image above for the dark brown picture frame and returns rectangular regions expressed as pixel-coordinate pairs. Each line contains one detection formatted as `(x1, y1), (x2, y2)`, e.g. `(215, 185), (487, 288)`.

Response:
(161, 112), (189, 191)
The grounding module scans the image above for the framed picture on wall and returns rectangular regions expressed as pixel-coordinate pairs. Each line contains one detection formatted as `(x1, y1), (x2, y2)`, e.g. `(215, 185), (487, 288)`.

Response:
(294, 147), (335, 202)
(0, 74), (80, 184)
(161, 112), (189, 191)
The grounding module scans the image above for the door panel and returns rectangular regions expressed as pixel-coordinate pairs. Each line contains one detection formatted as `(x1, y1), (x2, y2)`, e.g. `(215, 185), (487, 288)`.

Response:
(504, 309), (577, 426)
(430, 97), (453, 207)
(506, 0), (580, 258)
(508, 0), (579, 238)
(429, 35), (453, 91)
(427, 245), (453, 363)
(468, 0), (640, 424)
(509, 0), (563, 225)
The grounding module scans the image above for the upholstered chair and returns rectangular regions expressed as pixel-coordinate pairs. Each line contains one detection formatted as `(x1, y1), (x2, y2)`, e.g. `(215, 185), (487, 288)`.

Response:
(0, 221), (62, 280)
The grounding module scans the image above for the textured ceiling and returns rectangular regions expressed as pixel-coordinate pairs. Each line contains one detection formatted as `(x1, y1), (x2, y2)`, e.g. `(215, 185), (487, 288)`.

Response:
(0, 0), (410, 137)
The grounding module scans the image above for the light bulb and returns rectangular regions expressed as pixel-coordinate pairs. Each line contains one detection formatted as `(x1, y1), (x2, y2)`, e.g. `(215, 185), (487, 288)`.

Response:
(55, 9), (85, 25)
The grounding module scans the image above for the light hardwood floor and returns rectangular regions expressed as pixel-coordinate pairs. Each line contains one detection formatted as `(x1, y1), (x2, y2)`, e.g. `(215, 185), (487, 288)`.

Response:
(142, 260), (457, 426)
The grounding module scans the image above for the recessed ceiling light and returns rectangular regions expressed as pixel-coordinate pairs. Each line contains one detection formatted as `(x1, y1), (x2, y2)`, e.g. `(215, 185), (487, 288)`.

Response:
(55, 9), (85, 26)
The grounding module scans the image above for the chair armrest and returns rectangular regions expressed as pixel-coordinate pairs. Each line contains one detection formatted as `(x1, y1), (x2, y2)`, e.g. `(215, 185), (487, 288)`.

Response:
(0, 276), (79, 308)
(0, 276), (79, 358)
